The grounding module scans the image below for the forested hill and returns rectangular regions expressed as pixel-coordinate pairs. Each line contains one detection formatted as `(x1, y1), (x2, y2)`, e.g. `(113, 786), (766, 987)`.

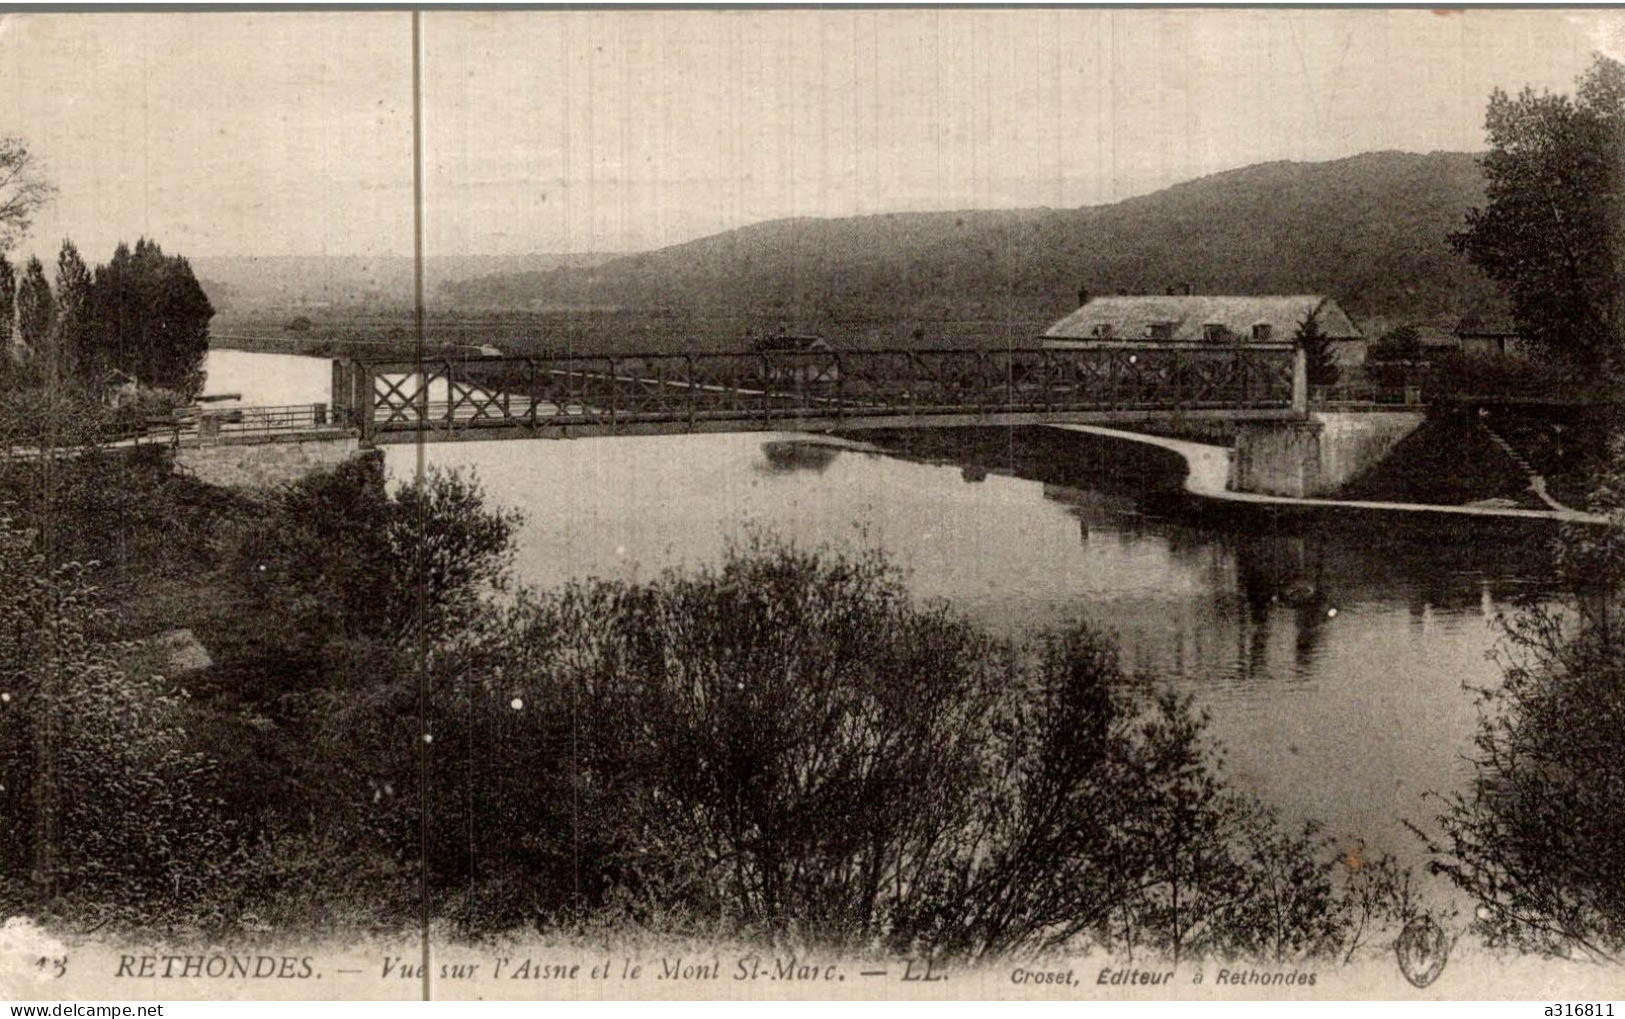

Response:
(444, 151), (1504, 331)
(195, 253), (618, 313)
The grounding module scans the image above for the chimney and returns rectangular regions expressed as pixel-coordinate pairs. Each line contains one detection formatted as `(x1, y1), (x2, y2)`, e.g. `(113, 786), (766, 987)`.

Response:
(1181, 282), (1193, 296)
(1077, 285), (1090, 307)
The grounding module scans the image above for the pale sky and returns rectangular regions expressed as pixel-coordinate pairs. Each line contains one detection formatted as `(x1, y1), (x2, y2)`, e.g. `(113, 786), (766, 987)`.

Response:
(0, 9), (1613, 262)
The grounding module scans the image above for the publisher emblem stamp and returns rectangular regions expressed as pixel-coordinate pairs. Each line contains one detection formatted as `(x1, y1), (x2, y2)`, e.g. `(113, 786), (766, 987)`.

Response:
(1394, 916), (1450, 989)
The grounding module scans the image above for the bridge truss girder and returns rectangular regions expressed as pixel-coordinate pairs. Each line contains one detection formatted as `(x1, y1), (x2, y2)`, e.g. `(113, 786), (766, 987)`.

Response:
(333, 344), (1303, 442)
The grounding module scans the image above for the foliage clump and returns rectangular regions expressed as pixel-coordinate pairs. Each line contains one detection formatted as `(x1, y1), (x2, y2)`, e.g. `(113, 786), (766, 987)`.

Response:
(0, 519), (243, 929)
(1451, 55), (1625, 372)
(214, 454), (520, 691)
(310, 534), (1417, 961)
(1425, 433), (1625, 963)
(0, 237), (213, 405)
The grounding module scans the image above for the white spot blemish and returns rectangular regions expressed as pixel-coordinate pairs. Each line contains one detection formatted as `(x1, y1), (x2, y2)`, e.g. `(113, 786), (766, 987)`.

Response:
(0, 917), (69, 986)
(510, 697), (524, 711)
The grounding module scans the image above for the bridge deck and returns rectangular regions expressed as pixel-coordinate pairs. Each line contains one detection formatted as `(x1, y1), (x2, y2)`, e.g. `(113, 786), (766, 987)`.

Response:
(335, 345), (1308, 442)
(363, 406), (1304, 443)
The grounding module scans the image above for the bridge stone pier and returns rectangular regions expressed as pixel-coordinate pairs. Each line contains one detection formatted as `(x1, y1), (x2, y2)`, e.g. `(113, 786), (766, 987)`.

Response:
(1231, 410), (1425, 498)
(176, 433), (363, 490)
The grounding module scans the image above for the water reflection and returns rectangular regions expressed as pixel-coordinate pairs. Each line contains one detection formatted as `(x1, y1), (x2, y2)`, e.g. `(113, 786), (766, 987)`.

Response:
(759, 439), (842, 475)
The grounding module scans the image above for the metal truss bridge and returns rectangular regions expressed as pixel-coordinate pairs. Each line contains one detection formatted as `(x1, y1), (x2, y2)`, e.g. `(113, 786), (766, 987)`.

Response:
(331, 343), (1309, 444)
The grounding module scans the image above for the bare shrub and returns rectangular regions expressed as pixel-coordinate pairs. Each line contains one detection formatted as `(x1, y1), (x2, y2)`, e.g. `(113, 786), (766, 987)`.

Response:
(321, 535), (1416, 961)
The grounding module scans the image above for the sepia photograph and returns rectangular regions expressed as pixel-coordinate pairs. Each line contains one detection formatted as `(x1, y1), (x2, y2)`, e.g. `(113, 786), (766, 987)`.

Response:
(0, 4), (1623, 1003)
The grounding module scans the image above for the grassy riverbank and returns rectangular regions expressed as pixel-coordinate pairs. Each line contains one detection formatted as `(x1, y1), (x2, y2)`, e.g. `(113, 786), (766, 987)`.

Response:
(1336, 413), (1541, 508)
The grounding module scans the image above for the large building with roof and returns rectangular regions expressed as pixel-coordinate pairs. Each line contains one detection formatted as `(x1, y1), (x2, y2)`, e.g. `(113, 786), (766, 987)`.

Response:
(1042, 294), (1367, 366)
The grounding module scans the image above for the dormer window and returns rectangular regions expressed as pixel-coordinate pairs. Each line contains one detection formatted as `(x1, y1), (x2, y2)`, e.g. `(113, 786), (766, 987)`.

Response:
(1252, 323), (1273, 342)
(1202, 323), (1228, 343)
(1147, 322), (1173, 341)
(1091, 323), (1115, 339)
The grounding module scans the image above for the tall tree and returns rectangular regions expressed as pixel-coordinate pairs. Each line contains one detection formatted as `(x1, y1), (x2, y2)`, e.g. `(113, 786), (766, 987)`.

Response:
(1295, 306), (1340, 389)
(88, 238), (213, 395)
(0, 255), (14, 377)
(0, 137), (54, 253)
(53, 240), (92, 382)
(16, 256), (53, 371)
(1451, 55), (1625, 371)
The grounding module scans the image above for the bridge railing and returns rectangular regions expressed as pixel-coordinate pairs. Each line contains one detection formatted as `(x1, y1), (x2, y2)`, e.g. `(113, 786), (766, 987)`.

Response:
(1311, 383), (1427, 407)
(195, 403), (332, 439)
(345, 345), (1300, 438)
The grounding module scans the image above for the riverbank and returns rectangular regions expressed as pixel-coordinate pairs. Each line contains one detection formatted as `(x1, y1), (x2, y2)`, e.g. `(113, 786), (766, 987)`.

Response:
(1050, 424), (1612, 526)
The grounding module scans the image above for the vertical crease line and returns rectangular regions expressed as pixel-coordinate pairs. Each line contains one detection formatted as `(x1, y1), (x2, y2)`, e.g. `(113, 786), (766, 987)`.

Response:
(412, 8), (432, 1005)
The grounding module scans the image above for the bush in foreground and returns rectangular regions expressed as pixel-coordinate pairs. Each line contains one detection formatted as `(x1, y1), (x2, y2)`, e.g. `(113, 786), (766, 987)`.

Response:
(320, 535), (1418, 961)
(1424, 438), (1625, 962)
(0, 518), (242, 930)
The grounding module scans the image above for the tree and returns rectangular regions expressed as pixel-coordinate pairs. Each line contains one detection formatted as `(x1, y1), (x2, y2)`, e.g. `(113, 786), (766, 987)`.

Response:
(1424, 435), (1625, 961)
(87, 239), (213, 395)
(0, 255), (14, 379)
(1370, 325), (1423, 363)
(0, 138), (54, 254)
(222, 456), (522, 688)
(1295, 306), (1340, 389)
(15, 257), (53, 371)
(1451, 55), (1625, 371)
(53, 240), (91, 382)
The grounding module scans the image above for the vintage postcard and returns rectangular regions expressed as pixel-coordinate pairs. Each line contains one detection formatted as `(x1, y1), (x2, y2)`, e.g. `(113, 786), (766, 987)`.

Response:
(1, 4), (1623, 1004)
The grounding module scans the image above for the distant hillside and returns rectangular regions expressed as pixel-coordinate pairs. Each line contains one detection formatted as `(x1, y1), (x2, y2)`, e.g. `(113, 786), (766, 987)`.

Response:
(443, 151), (1504, 334)
(195, 253), (618, 314)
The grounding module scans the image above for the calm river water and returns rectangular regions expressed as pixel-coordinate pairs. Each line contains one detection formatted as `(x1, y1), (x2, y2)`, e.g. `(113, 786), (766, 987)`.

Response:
(208, 349), (1553, 883)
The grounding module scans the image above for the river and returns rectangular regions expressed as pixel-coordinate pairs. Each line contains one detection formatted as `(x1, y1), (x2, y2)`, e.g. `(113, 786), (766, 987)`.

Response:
(206, 348), (1552, 891)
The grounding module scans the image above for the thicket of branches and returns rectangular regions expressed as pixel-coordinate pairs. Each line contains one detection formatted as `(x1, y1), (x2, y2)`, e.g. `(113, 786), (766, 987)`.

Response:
(1423, 434), (1625, 962)
(285, 532), (1418, 961)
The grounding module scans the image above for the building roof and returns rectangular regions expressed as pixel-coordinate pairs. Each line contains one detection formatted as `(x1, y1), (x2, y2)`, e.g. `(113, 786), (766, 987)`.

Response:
(1413, 325), (1460, 349)
(1044, 295), (1363, 344)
